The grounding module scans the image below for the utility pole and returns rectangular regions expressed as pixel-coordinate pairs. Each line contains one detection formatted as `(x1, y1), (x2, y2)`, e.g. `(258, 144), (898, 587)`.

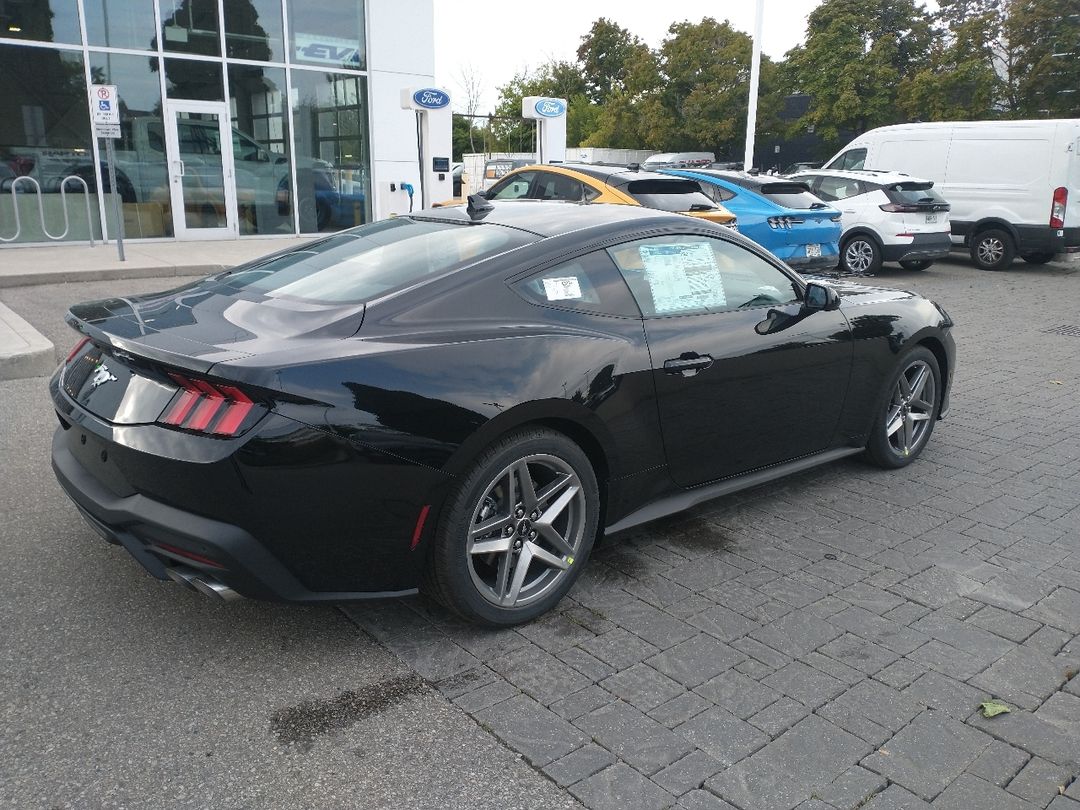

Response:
(744, 0), (765, 172)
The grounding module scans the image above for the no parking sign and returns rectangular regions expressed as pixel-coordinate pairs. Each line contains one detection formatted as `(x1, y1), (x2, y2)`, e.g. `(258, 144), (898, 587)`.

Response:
(90, 84), (120, 138)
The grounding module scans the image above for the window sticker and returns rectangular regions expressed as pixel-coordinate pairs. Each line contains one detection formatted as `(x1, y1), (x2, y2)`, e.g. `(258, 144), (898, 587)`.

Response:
(543, 276), (583, 301)
(638, 243), (726, 314)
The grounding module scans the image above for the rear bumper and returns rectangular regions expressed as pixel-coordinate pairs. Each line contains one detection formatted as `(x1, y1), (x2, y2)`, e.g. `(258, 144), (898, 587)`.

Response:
(52, 427), (419, 602)
(882, 232), (952, 263)
(787, 254), (841, 271)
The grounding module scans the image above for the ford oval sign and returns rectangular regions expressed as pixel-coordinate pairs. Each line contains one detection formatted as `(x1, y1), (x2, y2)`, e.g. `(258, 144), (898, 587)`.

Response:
(534, 98), (567, 118)
(413, 88), (450, 109)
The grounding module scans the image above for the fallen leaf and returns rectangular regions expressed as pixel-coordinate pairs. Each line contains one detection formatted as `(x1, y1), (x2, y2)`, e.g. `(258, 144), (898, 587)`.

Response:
(1050, 380), (1063, 385)
(980, 700), (1011, 718)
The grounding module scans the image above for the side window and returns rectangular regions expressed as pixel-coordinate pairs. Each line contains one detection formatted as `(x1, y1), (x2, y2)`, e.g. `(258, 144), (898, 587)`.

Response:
(513, 250), (638, 317)
(534, 172), (586, 201)
(702, 183), (736, 203)
(827, 148), (867, 170)
(815, 176), (862, 202)
(487, 171), (536, 200)
(606, 235), (800, 318)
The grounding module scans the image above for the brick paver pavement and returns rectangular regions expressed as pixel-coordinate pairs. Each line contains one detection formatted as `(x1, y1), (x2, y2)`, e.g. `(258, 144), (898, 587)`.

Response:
(345, 258), (1080, 810)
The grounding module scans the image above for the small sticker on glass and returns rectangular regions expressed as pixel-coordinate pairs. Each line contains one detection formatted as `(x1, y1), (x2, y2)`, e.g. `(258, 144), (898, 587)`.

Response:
(543, 276), (583, 301)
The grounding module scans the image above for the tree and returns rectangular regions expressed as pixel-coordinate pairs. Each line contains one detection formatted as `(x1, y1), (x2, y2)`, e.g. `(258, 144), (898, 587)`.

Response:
(785, 0), (934, 142)
(454, 64), (484, 152)
(576, 18), (650, 104)
(1008, 0), (1080, 117)
(898, 0), (1005, 120)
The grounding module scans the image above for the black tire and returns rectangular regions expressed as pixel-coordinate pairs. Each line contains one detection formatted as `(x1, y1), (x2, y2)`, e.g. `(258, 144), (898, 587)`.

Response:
(1022, 252), (1056, 265)
(899, 259), (932, 271)
(970, 228), (1015, 270)
(840, 234), (883, 274)
(865, 346), (941, 469)
(424, 427), (599, 626)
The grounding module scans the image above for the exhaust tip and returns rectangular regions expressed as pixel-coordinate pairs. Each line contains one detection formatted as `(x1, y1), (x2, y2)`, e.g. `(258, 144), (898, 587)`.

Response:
(166, 565), (243, 601)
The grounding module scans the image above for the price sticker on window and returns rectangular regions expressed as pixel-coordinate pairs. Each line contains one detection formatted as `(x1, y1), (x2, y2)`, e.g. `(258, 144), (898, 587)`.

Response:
(543, 276), (583, 301)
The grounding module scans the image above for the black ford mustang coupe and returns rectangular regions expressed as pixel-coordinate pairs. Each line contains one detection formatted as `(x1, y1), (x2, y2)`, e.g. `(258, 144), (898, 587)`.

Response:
(50, 199), (955, 625)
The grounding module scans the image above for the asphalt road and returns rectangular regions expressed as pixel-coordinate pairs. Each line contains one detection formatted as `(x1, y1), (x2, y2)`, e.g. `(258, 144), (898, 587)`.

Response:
(0, 276), (578, 807)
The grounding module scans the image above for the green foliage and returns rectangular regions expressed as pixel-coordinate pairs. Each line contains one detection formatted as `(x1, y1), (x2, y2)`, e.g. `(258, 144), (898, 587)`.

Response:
(480, 4), (1079, 159)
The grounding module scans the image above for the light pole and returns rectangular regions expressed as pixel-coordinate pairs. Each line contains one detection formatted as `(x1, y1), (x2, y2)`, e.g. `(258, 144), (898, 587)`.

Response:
(744, 0), (765, 171)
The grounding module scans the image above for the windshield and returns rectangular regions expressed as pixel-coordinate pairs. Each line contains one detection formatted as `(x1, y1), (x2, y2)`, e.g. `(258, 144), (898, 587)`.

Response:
(625, 179), (717, 212)
(221, 218), (535, 303)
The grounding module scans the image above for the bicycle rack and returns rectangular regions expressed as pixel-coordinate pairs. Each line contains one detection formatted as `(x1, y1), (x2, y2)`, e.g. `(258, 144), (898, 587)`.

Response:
(0, 175), (97, 246)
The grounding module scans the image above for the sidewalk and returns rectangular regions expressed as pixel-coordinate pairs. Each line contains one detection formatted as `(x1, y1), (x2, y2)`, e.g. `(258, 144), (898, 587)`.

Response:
(0, 236), (314, 380)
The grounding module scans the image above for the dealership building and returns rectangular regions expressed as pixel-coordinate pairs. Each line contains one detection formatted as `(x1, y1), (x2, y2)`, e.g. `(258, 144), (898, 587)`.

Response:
(0, 0), (437, 245)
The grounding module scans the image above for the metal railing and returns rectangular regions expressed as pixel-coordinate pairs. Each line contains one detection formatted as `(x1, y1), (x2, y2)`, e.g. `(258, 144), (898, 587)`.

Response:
(0, 175), (97, 245)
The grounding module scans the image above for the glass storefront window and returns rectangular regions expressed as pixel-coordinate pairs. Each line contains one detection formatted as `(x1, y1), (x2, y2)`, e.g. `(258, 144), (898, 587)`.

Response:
(89, 52), (172, 237)
(228, 64), (292, 235)
(0, 44), (98, 243)
(290, 69), (371, 233)
(0, 0), (81, 44)
(84, 0), (156, 50)
(163, 57), (223, 101)
(157, 0), (220, 57)
(224, 0), (284, 63)
(289, 0), (365, 70)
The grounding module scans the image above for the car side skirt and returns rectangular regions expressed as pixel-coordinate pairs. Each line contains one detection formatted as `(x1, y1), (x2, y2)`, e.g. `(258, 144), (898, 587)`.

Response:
(604, 446), (863, 535)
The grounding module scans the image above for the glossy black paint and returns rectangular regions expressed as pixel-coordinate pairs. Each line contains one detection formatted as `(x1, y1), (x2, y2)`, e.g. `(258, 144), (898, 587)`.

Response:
(50, 201), (956, 602)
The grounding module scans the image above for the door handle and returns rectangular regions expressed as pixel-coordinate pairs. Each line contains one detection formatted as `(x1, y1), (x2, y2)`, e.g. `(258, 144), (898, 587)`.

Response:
(663, 354), (714, 375)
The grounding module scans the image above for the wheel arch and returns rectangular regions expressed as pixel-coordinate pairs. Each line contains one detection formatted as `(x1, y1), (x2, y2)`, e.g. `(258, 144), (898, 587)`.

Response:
(841, 227), (883, 249)
(916, 335), (950, 408)
(966, 218), (1019, 247)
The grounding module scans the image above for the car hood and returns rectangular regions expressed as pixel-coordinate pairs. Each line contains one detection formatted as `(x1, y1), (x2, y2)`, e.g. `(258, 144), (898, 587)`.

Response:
(809, 277), (916, 306)
(67, 276), (366, 374)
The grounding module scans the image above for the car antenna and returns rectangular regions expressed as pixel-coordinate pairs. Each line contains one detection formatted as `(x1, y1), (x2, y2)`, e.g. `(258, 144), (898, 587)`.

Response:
(466, 193), (493, 220)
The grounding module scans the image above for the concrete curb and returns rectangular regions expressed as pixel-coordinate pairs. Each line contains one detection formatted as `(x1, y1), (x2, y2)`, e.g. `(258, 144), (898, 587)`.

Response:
(0, 265), (224, 289)
(0, 301), (55, 381)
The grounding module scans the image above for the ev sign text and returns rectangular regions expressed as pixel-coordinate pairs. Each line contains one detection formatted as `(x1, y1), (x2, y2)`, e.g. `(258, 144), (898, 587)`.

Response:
(90, 84), (120, 139)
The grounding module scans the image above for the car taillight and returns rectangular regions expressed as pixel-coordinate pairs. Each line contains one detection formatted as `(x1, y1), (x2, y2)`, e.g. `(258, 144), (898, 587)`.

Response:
(65, 336), (91, 363)
(879, 202), (922, 213)
(159, 373), (258, 437)
(768, 216), (805, 229)
(1051, 187), (1067, 229)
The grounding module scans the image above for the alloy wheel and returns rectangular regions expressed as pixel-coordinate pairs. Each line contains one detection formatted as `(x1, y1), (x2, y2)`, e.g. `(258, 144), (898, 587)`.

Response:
(466, 454), (585, 608)
(844, 239), (875, 273)
(884, 359), (936, 457)
(976, 236), (1005, 266)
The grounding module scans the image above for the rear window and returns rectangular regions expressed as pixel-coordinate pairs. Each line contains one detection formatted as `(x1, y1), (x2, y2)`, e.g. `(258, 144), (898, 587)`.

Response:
(758, 182), (826, 210)
(625, 179), (718, 212)
(221, 218), (535, 304)
(884, 183), (948, 205)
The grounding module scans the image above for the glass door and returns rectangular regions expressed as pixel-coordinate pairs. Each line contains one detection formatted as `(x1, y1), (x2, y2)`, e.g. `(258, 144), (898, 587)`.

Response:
(164, 100), (238, 240)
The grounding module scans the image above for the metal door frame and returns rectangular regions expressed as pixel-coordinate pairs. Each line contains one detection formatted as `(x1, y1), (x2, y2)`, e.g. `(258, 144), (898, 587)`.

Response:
(163, 100), (238, 240)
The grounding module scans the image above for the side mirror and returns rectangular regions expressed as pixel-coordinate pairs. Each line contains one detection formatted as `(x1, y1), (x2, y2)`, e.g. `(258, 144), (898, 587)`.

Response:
(804, 281), (840, 311)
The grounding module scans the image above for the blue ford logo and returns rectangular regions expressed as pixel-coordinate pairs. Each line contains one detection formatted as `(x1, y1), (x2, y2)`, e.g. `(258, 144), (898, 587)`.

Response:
(413, 88), (450, 109)
(533, 98), (567, 118)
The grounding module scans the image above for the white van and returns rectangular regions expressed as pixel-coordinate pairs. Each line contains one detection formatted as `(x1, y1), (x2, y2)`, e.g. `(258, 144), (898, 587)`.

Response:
(825, 120), (1080, 270)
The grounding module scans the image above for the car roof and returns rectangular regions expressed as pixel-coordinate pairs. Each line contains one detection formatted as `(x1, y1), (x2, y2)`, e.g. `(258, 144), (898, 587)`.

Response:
(411, 199), (693, 237)
(791, 169), (932, 184)
(517, 163), (702, 191)
(665, 169), (813, 192)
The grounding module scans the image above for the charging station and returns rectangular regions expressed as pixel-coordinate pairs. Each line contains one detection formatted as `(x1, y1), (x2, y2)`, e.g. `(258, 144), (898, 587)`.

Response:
(397, 87), (453, 212)
(521, 97), (568, 165)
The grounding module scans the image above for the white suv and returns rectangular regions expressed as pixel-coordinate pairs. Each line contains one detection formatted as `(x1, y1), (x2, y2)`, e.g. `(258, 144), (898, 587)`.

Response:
(788, 169), (952, 273)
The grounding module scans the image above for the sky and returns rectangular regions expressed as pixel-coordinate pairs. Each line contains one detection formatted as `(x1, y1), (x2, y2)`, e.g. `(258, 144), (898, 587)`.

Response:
(433, 0), (831, 115)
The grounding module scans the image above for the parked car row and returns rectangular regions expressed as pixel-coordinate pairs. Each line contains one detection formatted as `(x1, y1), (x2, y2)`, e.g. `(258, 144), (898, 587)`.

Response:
(470, 160), (960, 275)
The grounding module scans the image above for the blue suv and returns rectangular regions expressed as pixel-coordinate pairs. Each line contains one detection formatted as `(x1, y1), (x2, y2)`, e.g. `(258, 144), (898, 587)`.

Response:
(662, 169), (842, 271)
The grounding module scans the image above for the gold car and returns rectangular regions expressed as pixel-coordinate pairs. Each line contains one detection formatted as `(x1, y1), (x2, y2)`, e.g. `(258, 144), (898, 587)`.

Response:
(476, 164), (738, 228)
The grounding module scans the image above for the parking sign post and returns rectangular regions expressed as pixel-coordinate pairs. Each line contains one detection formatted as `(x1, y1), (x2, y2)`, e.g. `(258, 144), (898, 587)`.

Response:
(90, 84), (125, 261)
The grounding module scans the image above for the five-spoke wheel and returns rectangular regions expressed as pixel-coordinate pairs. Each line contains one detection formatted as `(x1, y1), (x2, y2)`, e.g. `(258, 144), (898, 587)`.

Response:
(866, 347), (941, 469)
(425, 428), (598, 625)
